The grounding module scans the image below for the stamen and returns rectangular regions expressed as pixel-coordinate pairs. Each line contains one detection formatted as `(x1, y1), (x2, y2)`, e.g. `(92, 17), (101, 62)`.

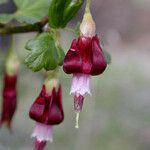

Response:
(75, 112), (80, 129)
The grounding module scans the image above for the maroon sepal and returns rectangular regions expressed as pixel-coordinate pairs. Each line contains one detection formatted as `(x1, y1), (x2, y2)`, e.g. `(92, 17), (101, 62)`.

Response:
(29, 85), (64, 125)
(0, 74), (17, 129)
(35, 140), (47, 150)
(63, 35), (107, 75)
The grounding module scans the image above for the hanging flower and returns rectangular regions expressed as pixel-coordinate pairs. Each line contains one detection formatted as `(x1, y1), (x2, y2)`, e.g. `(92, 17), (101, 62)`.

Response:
(29, 78), (64, 150)
(0, 74), (17, 129)
(0, 47), (19, 129)
(63, 11), (107, 128)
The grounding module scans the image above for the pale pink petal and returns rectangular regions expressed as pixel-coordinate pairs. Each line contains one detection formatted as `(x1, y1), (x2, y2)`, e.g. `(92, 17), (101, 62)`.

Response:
(31, 122), (53, 142)
(70, 73), (91, 96)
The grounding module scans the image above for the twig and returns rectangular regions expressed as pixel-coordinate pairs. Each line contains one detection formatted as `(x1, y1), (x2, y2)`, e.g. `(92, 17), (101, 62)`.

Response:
(0, 17), (48, 35)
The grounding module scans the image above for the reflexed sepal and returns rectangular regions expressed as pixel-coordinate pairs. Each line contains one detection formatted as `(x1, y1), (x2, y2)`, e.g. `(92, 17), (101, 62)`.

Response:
(63, 35), (107, 75)
(29, 85), (64, 125)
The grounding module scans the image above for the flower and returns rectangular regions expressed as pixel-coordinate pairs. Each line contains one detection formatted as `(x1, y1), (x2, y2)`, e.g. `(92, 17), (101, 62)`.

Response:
(29, 84), (64, 150)
(0, 74), (17, 129)
(63, 12), (107, 128)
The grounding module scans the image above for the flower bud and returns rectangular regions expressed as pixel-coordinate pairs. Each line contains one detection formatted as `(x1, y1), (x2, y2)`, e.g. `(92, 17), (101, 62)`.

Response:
(0, 50), (19, 129)
(0, 74), (17, 129)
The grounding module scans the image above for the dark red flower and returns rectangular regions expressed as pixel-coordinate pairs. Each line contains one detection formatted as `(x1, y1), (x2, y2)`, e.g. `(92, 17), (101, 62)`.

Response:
(0, 74), (17, 129)
(29, 84), (64, 146)
(63, 35), (107, 76)
(29, 85), (64, 125)
(63, 35), (107, 123)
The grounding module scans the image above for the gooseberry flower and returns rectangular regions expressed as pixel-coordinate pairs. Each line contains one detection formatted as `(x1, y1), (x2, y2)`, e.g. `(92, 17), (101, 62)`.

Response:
(0, 49), (19, 129)
(0, 74), (17, 129)
(63, 12), (107, 128)
(29, 78), (64, 150)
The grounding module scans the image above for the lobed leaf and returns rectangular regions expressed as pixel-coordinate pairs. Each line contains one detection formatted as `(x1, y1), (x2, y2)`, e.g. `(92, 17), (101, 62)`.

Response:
(25, 32), (65, 72)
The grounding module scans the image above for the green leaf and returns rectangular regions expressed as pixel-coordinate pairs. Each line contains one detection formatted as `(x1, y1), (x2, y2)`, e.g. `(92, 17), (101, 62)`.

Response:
(102, 48), (111, 65)
(48, 0), (84, 28)
(48, 0), (66, 28)
(63, 0), (84, 27)
(25, 32), (65, 72)
(0, 0), (50, 24)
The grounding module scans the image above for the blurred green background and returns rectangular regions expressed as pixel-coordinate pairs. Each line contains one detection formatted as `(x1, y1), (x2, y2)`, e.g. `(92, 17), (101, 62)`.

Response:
(0, 0), (150, 150)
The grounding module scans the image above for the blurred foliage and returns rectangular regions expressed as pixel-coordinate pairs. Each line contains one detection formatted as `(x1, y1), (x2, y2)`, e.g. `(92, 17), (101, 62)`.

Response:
(0, 0), (50, 24)
(102, 48), (111, 65)
(0, 0), (8, 5)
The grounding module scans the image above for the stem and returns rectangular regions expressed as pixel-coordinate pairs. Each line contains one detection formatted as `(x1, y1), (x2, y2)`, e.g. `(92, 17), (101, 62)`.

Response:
(64, 27), (74, 33)
(8, 35), (13, 53)
(0, 23), (5, 28)
(0, 17), (48, 35)
(85, 0), (91, 13)
(52, 29), (61, 47)
(0, 24), (42, 35)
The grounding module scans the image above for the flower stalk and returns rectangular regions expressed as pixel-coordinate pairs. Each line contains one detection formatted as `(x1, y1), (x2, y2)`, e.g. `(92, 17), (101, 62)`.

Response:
(85, 0), (91, 14)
